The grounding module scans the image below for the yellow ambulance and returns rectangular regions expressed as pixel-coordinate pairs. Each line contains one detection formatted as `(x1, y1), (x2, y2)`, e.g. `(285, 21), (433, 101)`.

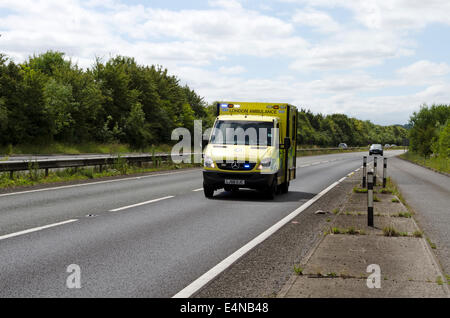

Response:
(203, 102), (298, 199)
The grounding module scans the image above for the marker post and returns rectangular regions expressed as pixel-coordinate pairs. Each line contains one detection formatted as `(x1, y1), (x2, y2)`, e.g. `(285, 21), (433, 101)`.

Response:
(373, 157), (377, 186)
(362, 156), (367, 188)
(368, 171), (374, 227)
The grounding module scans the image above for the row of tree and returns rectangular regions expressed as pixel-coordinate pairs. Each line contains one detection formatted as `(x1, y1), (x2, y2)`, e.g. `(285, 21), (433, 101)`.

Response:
(408, 104), (449, 157)
(1, 51), (409, 149)
(0, 51), (211, 148)
(296, 109), (407, 147)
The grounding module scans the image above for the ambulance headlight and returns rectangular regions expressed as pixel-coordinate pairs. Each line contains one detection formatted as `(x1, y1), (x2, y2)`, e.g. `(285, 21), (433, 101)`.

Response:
(204, 155), (215, 168)
(258, 157), (272, 170)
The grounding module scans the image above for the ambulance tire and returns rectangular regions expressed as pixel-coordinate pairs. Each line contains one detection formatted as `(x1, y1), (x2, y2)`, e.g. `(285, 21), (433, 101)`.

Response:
(204, 184), (214, 198)
(281, 181), (289, 194)
(266, 179), (277, 200)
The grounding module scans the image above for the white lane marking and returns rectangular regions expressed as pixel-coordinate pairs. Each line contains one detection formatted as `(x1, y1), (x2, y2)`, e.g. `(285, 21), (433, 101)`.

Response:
(109, 196), (174, 212)
(298, 158), (342, 168)
(172, 166), (360, 298)
(0, 219), (78, 241)
(192, 188), (204, 192)
(0, 170), (198, 198)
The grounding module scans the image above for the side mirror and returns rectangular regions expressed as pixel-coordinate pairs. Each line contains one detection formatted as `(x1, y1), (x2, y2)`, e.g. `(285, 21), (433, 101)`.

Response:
(284, 137), (291, 149)
(202, 139), (209, 149)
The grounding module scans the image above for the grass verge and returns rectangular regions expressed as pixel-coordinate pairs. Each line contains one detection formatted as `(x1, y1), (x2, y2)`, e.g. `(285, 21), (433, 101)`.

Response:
(330, 226), (365, 235)
(399, 152), (449, 174)
(383, 226), (409, 237)
(0, 142), (174, 156)
(293, 265), (303, 276)
(383, 177), (406, 204)
(353, 187), (367, 193)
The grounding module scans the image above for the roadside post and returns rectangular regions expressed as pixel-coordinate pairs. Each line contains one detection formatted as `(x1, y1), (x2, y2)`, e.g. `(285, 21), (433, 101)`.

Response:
(373, 157), (377, 186)
(362, 156), (367, 188)
(383, 158), (387, 188)
(367, 171), (374, 227)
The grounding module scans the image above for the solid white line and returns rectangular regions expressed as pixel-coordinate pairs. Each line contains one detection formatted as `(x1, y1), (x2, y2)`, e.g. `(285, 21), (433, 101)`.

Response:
(0, 170), (198, 198)
(172, 173), (352, 298)
(109, 196), (174, 212)
(192, 188), (204, 192)
(0, 219), (78, 241)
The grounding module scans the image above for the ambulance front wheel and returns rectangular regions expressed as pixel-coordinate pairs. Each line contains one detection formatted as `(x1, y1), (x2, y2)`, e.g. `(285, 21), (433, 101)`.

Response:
(203, 184), (214, 198)
(280, 181), (289, 194)
(265, 179), (277, 200)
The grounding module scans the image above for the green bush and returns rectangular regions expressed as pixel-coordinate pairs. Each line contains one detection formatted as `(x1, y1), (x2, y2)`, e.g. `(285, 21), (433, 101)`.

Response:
(408, 104), (450, 157)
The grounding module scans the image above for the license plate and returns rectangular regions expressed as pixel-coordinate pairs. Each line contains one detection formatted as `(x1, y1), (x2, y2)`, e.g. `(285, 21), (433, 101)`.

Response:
(225, 179), (245, 185)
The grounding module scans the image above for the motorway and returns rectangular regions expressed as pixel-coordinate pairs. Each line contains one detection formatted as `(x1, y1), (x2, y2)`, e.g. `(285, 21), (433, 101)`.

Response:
(0, 150), (402, 297)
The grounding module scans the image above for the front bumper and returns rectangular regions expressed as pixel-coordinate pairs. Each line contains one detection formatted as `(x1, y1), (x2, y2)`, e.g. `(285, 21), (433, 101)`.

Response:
(203, 170), (276, 190)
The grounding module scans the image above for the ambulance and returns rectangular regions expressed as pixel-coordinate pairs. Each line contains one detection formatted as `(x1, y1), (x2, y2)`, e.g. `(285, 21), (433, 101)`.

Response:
(203, 102), (298, 199)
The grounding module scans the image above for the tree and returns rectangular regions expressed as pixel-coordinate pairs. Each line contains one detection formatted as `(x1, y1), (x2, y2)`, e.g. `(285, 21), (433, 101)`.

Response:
(26, 51), (70, 77)
(408, 104), (450, 156)
(43, 78), (76, 137)
(124, 102), (151, 149)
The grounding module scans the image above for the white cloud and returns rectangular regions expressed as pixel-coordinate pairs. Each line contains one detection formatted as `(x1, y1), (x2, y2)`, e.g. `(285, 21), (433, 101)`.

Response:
(290, 30), (414, 71)
(218, 65), (246, 75)
(285, 0), (450, 30)
(292, 8), (340, 33)
(397, 60), (450, 79)
(209, 0), (243, 10)
(0, 0), (309, 68)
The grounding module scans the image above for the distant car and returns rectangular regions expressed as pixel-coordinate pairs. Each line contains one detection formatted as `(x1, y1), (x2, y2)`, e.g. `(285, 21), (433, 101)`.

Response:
(369, 144), (383, 156)
(338, 143), (348, 149)
(384, 144), (390, 148)
(391, 144), (397, 147)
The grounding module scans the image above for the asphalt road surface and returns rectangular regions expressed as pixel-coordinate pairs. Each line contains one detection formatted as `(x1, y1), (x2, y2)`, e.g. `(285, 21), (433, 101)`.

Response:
(0, 150), (402, 297)
(389, 157), (450, 275)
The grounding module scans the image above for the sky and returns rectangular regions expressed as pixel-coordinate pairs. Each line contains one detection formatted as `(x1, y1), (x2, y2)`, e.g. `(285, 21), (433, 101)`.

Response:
(1, 0), (450, 125)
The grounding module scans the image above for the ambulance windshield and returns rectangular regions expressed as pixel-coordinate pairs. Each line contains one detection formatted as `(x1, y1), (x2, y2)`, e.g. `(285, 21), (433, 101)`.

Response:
(210, 120), (275, 146)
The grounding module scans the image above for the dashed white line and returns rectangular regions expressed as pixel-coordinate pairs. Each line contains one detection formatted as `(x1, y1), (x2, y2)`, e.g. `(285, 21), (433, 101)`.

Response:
(109, 196), (175, 212)
(0, 170), (198, 198)
(0, 219), (78, 241)
(192, 188), (204, 192)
